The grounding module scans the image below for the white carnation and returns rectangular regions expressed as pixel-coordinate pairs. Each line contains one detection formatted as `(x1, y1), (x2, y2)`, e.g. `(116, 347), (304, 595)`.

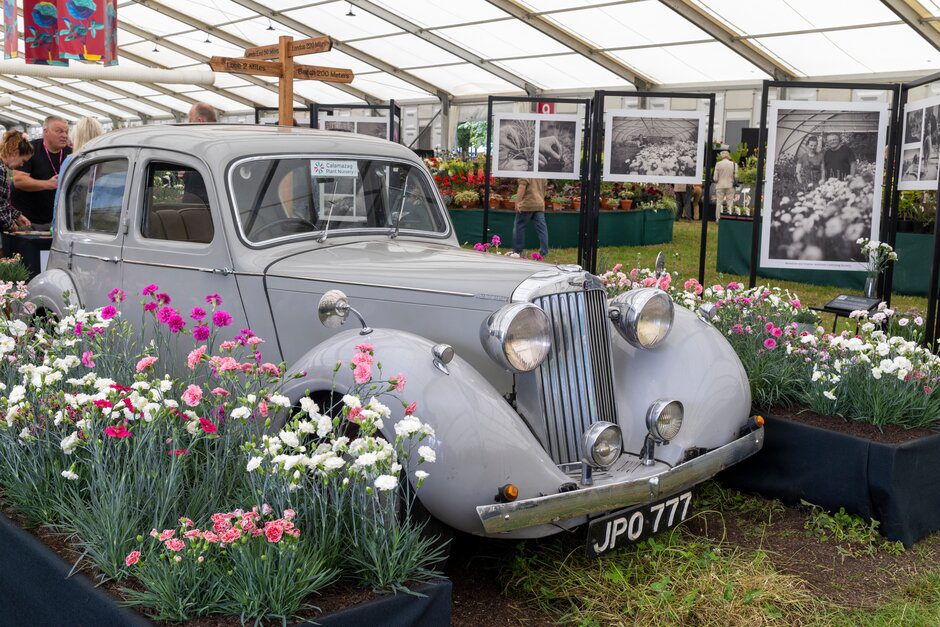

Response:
(418, 446), (436, 463)
(246, 456), (263, 472)
(374, 474), (398, 491)
(394, 417), (423, 437)
(269, 394), (290, 408)
(342, 394), (361, 409)
(60, 431), (80, 454)
(279, 430), (300, 448)
(61, 469), (79, 481)
(299, 397), (319, 416)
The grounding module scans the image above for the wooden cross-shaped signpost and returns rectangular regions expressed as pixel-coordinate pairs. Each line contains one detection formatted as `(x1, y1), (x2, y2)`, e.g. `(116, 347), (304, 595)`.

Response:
(209, 35), (354, 126)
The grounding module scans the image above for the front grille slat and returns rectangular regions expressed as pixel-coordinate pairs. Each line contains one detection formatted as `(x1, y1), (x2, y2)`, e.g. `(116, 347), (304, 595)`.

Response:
(534, 287), (617, 464)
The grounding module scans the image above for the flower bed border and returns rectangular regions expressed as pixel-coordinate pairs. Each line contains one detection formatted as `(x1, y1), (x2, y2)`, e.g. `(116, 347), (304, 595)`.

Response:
(307, 579), (452, 626)
(0, 512), (149, 626)
(718, 414), (940, 546)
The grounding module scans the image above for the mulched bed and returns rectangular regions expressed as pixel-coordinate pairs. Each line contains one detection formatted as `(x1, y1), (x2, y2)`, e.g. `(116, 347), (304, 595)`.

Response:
(687, 496), (940, 609)
(765, 405), (938, 444)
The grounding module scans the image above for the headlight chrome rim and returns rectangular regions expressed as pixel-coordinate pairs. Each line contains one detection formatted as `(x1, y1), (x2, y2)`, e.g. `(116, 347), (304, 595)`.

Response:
(646, 399), (684, 442)
(480, 302), (552, 373)
(580, 421), (623, 469)
(609, 288), (675, 349)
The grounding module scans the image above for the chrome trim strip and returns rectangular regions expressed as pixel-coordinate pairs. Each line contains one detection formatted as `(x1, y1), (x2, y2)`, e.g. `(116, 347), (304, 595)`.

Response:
(264, 273), (476, 297)
(121, 259), (264, 277)
(476, 427), (764, 534)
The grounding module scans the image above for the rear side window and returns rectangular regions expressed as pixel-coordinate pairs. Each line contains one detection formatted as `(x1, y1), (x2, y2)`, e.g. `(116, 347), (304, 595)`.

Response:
(67, 160), (128, 234)
(142, 162), (214, 244)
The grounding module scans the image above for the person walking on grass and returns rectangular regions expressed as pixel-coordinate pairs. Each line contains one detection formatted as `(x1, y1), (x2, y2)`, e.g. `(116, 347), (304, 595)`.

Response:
(713, 150), (737, 221)
(509, 177), (549, 259)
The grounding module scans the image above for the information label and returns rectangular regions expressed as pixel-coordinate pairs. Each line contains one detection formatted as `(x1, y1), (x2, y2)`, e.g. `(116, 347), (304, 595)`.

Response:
(311, 160), (358, 178)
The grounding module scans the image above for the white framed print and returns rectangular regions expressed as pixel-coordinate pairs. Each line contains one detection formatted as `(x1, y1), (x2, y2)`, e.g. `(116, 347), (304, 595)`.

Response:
(760, 100), (890, 271)
(491, 113), (583, 179)
(602, 109), (707, 185)
(898, 95), (940, 191)
(319, 115), (390, 140)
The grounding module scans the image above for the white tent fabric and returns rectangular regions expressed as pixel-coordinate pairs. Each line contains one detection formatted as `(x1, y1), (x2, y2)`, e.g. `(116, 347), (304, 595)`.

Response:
(0, 0), (939, 123)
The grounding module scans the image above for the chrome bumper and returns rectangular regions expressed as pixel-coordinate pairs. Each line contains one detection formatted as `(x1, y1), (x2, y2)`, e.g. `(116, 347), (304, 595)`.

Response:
(476, 427), (764, 534)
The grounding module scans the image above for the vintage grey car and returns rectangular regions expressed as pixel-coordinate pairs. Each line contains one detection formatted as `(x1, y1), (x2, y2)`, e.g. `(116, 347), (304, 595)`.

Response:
(28, 125), (763, 554)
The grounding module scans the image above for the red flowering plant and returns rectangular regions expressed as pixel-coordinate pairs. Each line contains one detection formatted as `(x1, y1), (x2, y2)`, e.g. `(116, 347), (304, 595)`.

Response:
(241, 342), (442, 591)
(122, 507), (337, 622)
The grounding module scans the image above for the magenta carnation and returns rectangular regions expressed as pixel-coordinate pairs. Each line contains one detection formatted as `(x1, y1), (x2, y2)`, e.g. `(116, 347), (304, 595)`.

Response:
(212, 310), (233, 328)
(193, 324), (210, 342)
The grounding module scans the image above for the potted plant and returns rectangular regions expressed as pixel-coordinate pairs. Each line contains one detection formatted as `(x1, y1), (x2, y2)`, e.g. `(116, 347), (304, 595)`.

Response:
(488, 193), (503, 210)
(618, 188), (634, 211)
(502, 194), (516, 210)
(453, 190), (479, 209)
(550, 195), (566, 212)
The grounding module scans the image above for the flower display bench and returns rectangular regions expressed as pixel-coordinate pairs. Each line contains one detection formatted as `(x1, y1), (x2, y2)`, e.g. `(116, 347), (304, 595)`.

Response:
(715, 219), (933, 296)
(0, 511), (453, 626)
(718, 414), (940, 547)
(449, 207), (674, 249)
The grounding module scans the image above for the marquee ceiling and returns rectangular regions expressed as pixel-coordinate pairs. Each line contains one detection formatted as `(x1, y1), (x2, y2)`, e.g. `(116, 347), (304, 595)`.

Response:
(1, 0), (940, 124)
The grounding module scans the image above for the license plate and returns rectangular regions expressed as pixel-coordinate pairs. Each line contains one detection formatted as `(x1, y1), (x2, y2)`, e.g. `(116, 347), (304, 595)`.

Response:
(586, 491), (693, 557)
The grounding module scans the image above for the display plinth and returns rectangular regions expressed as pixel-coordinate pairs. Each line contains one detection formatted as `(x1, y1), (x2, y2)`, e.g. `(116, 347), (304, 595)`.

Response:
(2, 232), (51, 279)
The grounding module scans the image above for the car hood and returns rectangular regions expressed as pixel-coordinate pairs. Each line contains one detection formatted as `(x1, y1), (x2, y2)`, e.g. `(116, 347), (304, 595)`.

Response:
(264, 239), (546, 300)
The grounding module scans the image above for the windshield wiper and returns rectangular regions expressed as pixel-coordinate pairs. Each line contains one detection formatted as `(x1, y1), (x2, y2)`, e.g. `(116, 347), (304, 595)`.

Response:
(389, 192), (406, 239)
(318, 178), (339, 243)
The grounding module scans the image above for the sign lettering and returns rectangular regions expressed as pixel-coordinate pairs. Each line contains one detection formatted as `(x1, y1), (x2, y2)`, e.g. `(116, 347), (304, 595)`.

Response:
(209, 56), (282, 78)
(244, 36), (333, 60)
(293, 64), (354, 83)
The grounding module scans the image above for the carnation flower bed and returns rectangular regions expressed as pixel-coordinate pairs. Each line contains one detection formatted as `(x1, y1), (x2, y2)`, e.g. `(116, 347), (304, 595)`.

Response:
(0, 283), (449, 624)
(601, 263), (940, 546)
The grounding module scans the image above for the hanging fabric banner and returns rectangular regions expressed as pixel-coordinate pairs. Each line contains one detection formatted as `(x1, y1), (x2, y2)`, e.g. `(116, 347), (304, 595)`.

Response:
(3, 0), (17, 59)
(102, 0), (117, 66)
(24, 0), (66, 65)
(56, 0), (109, 62)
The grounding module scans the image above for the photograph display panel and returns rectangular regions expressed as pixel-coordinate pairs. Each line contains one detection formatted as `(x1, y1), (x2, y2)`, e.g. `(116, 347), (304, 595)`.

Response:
(601, 109), (707, 185)
(491, 113), (583, 179)
(760, 101), (889, 271)
(898, 95), (940, 191)
(319, 115), (391, 140)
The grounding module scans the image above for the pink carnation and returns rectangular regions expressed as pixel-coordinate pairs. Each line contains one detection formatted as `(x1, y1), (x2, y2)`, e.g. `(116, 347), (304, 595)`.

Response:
(355, 343), (374, 353)
(108, 288), (126, 303)
(205, 293), (223, 306)
(211, 387), (229, 397)
(168, 314), (186, 333)
(157, 306), (175, 324)
(142, 284), (158, 296)
(264, 521), (283, 543)
(81, 351), (95, 368)
(190, 306), (206, 321)
(193, 325), (210, 342)
(187, 345), (207, 370)
(219, 340), (238, 351)
(763, 338), (777, 350)
(165, 538), (185, 552)
(405, 401), (417, 416)
(202, 531), (219, 543)
(771, 327), (783, 338)
(642, 277), (656, 287)
(353, 363), (372, 384)
(212, 310), (233, 328)
(199, 417), (218, 434)
(220, 527), (241, 544)
(764, 322), (775, 332)
(283, 508), (295, 520)
(212, 356), (240, 372)
(104, 424), (132, 439)
(258, 363), (280, 376)
(100, 305), (117, 320)
(658, 274), (671, 291)
(351, 351), (373, 367)
(136, 356), (158, 372)
(124, 551), (140, 566)
(392, 373), (406, 392)
(182, 384), (203, 407)
(158, 529), (175, 541)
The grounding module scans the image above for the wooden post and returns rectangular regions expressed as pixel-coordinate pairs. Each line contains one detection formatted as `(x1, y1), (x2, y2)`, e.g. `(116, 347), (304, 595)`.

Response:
(278, 36), (294, 127)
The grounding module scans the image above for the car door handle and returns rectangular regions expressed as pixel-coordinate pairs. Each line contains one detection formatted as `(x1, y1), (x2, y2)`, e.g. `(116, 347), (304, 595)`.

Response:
(199, 267), (234, 276)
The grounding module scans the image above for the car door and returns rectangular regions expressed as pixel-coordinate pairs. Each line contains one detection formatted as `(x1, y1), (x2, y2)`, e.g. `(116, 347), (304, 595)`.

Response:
(120, 150), (246, 333)
(55, 149), (134, 310)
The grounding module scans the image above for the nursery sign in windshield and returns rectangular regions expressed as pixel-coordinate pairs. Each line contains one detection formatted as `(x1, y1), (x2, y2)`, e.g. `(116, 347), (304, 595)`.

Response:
(760, 101), (889, 271)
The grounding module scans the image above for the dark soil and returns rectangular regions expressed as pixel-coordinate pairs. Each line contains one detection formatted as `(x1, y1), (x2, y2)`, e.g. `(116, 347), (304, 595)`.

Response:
(687, 493), (940, 609)
(767, 405), (939, 444)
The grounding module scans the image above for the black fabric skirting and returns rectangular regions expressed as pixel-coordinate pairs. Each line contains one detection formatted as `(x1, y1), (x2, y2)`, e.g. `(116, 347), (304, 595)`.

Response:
(0, 513), (148, 626)
(719, 415), (940, 547)
(305, 580), (452, 627)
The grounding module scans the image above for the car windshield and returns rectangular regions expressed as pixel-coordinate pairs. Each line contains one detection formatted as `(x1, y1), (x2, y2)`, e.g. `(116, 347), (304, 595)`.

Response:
(229, 157), (447, 243)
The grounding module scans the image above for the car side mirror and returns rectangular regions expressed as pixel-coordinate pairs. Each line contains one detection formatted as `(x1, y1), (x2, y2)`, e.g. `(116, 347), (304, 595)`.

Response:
(318, 289), (373, 335)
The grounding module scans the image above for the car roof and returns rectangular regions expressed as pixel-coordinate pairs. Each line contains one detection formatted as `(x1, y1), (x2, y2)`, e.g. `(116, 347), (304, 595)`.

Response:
(80, 123), (418, 163)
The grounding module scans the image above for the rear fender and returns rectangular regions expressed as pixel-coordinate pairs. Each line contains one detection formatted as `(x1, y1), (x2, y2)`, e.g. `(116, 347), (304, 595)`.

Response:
(281, 328), (571, 536)
(26, 270), (79, 317)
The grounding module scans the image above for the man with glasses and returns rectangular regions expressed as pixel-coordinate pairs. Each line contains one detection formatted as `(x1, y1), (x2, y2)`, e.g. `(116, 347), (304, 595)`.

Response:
(11, 115), (72, 230)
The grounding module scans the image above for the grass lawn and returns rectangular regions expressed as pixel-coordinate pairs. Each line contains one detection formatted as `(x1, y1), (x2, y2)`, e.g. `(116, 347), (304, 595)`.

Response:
(523, 220), (928, 334)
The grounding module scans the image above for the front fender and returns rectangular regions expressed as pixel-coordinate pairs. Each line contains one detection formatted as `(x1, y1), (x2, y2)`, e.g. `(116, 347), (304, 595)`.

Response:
(282, 328), (571, 537)
(611, 306), (751, 464)
(26, 269), (79, 317)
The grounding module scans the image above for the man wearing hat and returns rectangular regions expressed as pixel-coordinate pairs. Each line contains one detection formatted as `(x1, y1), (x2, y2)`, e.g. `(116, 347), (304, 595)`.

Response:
(713, 150), (737, 221)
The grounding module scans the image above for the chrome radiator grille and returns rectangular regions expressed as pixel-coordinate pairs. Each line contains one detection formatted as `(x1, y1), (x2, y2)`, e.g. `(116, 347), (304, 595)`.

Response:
(533, 288), (617, 464)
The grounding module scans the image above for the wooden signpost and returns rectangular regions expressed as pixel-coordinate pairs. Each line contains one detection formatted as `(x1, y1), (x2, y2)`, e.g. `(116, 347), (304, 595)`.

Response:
(209, 35), (353, 126)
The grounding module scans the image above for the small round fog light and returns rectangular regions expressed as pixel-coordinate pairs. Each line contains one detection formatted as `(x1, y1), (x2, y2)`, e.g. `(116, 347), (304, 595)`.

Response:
(647, 400), (684, 442)
(580, 421), (623, 469)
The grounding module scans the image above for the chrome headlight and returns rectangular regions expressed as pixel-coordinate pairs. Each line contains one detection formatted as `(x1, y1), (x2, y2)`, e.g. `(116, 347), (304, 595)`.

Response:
(480, 303), (552, 373)
(646, 399), (684, 442)
(609, 288), (674, 349)
(580, 421), (623, 468)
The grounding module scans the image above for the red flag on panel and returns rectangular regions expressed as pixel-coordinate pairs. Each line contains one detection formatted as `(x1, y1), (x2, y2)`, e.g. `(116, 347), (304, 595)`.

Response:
(56, 0), (110, 62)
(3, 0), (17, 59)
(24, 0), (66, 65)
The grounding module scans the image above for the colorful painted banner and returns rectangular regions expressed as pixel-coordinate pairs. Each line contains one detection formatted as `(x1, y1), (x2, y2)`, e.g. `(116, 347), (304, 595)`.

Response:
(102, 0), (116, 66)
(56, 0), (108, 62)
(3, 0), (17, 59)
(24, 0), (66, 65)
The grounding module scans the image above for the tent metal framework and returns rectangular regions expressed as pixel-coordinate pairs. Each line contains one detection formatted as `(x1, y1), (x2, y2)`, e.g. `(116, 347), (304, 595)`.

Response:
(0, 0), (940, 126)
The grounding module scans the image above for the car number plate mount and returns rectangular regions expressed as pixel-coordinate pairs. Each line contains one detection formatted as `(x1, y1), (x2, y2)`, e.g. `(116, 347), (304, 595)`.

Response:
(586, 490), (693, 557)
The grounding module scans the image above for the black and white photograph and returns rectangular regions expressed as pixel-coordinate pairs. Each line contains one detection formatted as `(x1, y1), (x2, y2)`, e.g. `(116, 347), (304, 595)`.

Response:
(899, 96), (940, 190)
(319, 115), (390, 140)
(491, 113), (583, 179)
(602, 109), (707, 185)
(901, 147), (921, 183)
(760, 101), (889, 271)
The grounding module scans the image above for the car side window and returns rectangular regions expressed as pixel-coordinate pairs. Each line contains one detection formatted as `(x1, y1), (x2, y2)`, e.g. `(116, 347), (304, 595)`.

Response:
(66, 159), (128, 234)
(142, 162), (214, 244)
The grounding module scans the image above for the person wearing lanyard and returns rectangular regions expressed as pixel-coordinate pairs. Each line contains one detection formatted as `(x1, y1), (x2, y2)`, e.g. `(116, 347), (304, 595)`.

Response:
(11, 115), (72, 231)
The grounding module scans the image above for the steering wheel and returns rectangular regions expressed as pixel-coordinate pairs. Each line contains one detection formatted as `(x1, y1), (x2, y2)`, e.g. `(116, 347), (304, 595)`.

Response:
(251, 217), (318, 240)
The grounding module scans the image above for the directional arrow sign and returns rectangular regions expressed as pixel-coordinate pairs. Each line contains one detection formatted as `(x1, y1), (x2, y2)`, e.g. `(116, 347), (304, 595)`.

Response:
(293, 64), (354, 83)
(208, 56), (282, 78)
(244, 36), (333, 60)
